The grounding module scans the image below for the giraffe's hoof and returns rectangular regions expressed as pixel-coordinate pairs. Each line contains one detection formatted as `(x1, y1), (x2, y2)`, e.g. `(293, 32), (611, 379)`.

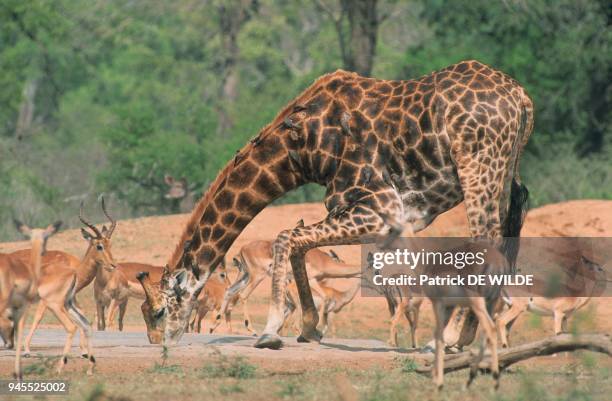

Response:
(297, 329), (322, 343)
(81, 354), (89, 359)
(23, 352), (30, 358)
(254, 334), (283, 350)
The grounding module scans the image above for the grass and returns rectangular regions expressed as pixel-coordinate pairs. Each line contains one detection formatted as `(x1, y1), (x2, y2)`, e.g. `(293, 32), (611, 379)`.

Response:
(198, 353), (257, 379)
(22, 354), (59, 375)
(7, 352), (610, 401)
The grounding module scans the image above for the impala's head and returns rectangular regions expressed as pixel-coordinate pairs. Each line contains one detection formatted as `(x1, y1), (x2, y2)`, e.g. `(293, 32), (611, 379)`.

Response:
(14, 219), (62, 275)
(13, 219), (62, 254)
(79, 198), (118, 272)
(576, 255), (607, 296)
(164, 175), (188, 200)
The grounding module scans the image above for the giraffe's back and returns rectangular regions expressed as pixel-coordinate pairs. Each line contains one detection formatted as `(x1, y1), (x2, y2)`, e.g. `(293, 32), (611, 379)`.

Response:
(293, 60), (532, 227)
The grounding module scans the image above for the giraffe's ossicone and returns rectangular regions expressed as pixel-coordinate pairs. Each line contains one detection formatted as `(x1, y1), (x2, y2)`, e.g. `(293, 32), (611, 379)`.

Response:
(138, 60), (533, 347)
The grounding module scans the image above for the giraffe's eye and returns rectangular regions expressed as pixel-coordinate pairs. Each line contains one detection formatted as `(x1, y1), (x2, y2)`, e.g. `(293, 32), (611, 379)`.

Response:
(153, 307), (166, 320)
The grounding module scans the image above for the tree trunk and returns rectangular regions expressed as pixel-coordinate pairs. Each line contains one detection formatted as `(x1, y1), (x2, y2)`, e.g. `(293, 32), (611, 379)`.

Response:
(15, 79), (38, 140)
(216, 0), (253, 138)
(413, 333), (612, 375)
(340, 0), (378, 76)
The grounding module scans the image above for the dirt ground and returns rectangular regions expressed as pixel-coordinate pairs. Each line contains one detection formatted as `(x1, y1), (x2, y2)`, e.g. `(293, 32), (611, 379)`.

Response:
(0, 200), (611, 400)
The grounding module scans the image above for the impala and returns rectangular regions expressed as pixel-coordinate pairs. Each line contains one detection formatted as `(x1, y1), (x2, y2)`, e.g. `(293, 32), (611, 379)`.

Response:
(14, 201), (118, 365)
(0, 220), (60, 379)
(496, 255), (606, 348)
(211, 237), (361, 335)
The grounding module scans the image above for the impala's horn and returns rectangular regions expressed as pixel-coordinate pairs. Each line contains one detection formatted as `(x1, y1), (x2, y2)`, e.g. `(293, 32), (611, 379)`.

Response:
(79, 202), (102, 238)
(100, 196), (117, 238)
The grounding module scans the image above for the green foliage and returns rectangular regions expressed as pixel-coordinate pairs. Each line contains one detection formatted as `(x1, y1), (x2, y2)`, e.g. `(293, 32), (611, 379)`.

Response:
(396, 357), (418, 373)
(0, 0), (609, 240)
(199, 354), (257, 379)
(276, 381), (303, 398)
(22, 354), (58, 376)
(218, 383), (244, 394)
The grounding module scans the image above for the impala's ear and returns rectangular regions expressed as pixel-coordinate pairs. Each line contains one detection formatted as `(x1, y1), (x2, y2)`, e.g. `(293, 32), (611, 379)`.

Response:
(43, 221), (62, 239)
(13, 219), (32, 238)
(101, 225), (109, 236)
(164, 175), (175, 185)
(81, 228), (93, 241)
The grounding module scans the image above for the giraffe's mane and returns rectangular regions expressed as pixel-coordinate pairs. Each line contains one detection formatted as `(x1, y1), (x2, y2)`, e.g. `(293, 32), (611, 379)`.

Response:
(167, 71), (344, 270)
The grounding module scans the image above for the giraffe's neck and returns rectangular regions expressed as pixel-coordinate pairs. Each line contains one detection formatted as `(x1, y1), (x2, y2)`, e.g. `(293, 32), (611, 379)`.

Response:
(170, 139), (304, 273)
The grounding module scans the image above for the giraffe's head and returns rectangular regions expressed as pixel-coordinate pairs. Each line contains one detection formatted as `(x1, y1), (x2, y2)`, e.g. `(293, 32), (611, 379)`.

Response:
(139, 260), (212, 345)
(138, 262), (227, 344)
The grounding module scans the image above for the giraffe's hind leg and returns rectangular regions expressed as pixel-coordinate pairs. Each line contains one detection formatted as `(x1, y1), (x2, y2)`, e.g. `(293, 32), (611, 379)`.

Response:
(449, 135), (512, 349)
(255, 188), (403, 349)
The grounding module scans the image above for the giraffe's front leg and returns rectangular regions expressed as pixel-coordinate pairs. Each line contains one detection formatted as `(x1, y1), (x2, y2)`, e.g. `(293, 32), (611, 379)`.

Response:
(255, 188), (402, 349)
(254, 233), (292, 349)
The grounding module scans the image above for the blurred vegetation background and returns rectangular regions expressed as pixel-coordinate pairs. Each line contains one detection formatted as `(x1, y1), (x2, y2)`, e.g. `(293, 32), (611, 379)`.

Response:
(0, 0), (610, 240)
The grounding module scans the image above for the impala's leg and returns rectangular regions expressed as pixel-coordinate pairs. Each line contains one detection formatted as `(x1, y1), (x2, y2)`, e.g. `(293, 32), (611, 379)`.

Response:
(561, 313), (569, 333)
(189, 309), (197, 332)
(496, 300), (526, 348)
(242, 296), (258, 335)
(432, 301), (447, 390)
(256, 189), (402, 349)
(47, 303), (78, 374)
(468, 298), (500, 389)
(0, 314), (14, 349)
(553, 310), (563, 335)
(65, 300), (95, 375)
(328, 311), (337, 337)
(13, 306), (28, 380)
(96, 301), (105, 331)
(24, 301), (47, 356)
(407, 299), (422, 348)
(212, 272), (264, 335)
(388, 299), (404, 347)
(118, 301), (127, 331)
(106, 299), (117, 329)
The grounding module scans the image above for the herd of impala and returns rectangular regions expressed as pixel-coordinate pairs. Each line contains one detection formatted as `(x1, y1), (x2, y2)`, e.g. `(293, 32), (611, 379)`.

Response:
(0, 198), (604, 385)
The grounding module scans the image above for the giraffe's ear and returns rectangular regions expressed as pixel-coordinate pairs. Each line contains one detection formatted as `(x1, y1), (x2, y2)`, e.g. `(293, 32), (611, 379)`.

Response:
(175, 270), (188, 287)
(190, 262), (200, 280)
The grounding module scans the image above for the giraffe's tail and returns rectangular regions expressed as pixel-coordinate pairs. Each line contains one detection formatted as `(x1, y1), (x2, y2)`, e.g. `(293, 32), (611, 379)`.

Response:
(501, 97), (531, 271)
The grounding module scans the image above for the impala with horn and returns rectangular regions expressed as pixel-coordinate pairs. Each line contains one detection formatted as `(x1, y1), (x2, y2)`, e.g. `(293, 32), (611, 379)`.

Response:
(12, 200), (119, 358)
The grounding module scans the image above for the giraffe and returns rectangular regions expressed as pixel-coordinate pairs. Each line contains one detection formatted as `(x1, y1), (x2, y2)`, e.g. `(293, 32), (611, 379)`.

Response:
(138, 60), (533, 350)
